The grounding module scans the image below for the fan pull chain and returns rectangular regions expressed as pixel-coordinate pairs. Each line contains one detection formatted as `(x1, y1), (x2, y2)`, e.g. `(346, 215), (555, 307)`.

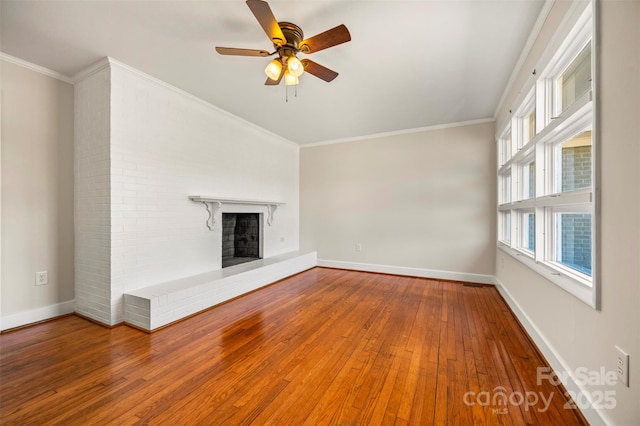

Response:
(285, 85), (298, 103)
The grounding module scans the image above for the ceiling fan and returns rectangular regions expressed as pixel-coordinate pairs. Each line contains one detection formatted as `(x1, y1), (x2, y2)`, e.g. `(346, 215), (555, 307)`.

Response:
(215, 0), (351, 86)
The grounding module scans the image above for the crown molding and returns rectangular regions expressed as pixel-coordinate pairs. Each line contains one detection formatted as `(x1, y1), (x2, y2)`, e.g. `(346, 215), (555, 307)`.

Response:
(0, 52), (74, 84)
(300, 118), (495, 148)
(71, 57), (111, 83)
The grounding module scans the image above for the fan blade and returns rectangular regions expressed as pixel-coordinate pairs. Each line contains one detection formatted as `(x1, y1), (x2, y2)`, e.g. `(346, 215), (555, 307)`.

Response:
(246, 0), (286, 46)
(301, 59), (338, 82)
(299, 24), (351, 54)
(215, 47), (271, 57)
(265, 66), (285, 85)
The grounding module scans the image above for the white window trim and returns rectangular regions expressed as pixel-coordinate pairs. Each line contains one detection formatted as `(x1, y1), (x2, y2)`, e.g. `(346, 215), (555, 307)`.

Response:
(514, 87), (537, 149)
(516, 154), (536, 201)
(498, 211), (511, 245)
(496, 0), (599, 309)
(514, 209), (535, 257)
(498, 243), (594, 306)
(498, 126), (513, 169)
(544, 204), (593, 284)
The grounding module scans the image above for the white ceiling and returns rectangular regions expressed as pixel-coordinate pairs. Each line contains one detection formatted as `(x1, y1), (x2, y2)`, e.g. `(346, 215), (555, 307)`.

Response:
(0, 0), (544, 145)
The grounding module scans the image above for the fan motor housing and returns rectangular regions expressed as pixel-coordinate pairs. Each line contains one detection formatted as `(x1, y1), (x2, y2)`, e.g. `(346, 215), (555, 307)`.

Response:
(277, 22), (304, 49)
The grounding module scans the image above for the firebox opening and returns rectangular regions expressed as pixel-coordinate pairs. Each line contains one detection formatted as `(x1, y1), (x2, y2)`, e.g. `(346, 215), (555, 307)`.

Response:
(222, 213), (263, 268)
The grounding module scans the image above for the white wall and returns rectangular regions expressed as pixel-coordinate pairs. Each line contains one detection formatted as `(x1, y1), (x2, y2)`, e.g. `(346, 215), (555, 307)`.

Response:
(74, 64), (112, 325)
(495, 1), (640, 424)
(75, 59), (299, 326)
(300, 120), (496, 282)
(1, 59), (75, 329)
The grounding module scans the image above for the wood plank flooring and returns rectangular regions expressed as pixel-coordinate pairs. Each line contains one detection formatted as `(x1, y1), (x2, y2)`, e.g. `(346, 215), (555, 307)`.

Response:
(0, 267), (587, 425)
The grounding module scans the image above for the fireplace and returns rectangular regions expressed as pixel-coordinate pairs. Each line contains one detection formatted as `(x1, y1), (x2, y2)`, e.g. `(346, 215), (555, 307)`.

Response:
(222, 213), (263, 268)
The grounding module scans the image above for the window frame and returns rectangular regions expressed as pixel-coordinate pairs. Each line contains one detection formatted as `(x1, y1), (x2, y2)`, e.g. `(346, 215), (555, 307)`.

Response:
(514, 209), (536, 257)
(496, 0), (599, 309)
(498, 210), (511, 245)
(545, 204), (593, 284)
(515, 88), (537, 150)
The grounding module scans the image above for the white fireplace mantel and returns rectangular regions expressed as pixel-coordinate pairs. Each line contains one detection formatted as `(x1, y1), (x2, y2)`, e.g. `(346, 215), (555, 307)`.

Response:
(189, 196), (285, 231)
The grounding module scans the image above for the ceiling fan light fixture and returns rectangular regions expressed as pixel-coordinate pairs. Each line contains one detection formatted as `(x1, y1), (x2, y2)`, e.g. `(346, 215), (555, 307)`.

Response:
(284, 69), (299, 86)
(265, 58), (282, 80)
(287, 55), (304, 77)
(216, 1), (351, 87)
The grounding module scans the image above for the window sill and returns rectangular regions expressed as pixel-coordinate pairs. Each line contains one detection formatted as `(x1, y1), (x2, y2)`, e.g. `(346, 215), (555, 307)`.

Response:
(498, 243), (597, 309)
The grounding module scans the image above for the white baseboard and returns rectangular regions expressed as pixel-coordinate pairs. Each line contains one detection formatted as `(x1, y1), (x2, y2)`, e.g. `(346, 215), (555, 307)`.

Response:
(1, 300), (75, 331)
(495, 279), (607, 426)
(318, 259), (495, 285)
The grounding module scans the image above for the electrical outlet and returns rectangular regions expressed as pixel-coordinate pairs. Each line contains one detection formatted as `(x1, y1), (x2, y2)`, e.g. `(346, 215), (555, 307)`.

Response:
(615, 345), (629, 387)
(355, 243), (362, 252)
(35, 271), (48, 286)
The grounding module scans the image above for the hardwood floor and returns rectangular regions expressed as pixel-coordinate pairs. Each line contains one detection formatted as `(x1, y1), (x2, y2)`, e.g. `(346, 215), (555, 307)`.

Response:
(0, 267), (587, 425)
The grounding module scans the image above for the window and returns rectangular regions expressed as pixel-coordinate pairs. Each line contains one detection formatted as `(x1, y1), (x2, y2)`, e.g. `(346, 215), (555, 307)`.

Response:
(558, 42), (591, 114)
(515, 89), (536, 150)
(517, 210), (535, 254)
(499, 128), (512, 166)
(521, 158), (535, 200)
(525, 109), (536, 143)
(496, 1), (597, 308)
(554, 130), (592, 193)
(499, 171), (512, 204)
(499, 211), (511, 244)
(520, 105), (536, 148)
(552, 210), (592, 276)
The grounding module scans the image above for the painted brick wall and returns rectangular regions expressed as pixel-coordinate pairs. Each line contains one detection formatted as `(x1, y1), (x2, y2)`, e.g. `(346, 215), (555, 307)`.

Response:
(74, 65), (113, 324)
(75, 58), (300, 325)
(560, 213), (591, 274)
(561, 145), (592, 274)
(562, 145), (591, 191)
